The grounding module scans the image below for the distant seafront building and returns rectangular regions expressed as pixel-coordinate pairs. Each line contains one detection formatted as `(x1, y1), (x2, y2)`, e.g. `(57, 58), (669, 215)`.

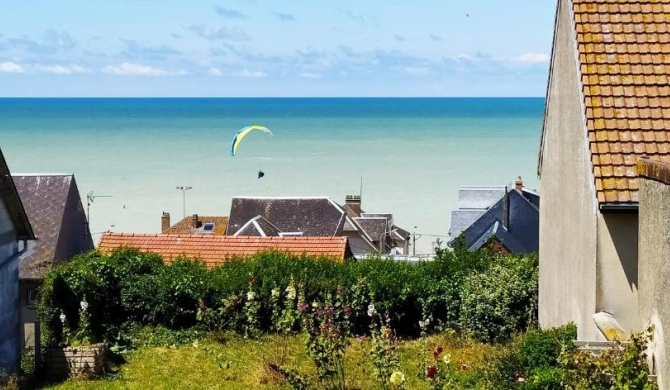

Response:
(538, 0), (670, 360)
(448, 177), (540, 254)
(226, 195), (410, 257)
(0, 149), (34, 371)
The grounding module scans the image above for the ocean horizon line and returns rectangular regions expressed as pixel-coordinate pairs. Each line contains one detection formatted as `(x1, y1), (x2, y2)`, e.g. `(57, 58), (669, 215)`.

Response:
(0, 96), (545, 100)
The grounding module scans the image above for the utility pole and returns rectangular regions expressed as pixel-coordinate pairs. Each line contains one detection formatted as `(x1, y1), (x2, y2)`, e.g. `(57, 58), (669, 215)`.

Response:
(412, 226), (421, 256)
(176, 186), (192, 218)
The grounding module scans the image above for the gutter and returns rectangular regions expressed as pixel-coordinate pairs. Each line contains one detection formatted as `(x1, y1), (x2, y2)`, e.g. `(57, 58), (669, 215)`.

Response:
(599, 203), (639, 212)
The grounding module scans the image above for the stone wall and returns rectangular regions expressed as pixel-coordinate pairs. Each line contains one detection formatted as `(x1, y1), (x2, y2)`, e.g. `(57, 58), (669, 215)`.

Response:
(638, 157), (670, 389)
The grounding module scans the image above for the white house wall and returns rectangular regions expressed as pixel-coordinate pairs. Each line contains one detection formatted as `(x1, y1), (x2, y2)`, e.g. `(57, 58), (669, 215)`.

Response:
(596, 213), (640, 334)
(539, 0), (600, 340)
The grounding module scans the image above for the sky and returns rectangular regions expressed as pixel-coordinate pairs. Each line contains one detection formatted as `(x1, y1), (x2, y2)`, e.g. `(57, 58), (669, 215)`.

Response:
(0, 0), (557, 97)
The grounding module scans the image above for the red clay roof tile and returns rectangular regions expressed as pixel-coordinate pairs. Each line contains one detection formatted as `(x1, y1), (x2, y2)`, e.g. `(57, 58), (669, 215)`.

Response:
(98, 233), (350, 266)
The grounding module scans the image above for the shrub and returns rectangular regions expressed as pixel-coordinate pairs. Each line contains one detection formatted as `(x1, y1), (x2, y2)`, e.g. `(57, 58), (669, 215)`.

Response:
(559, 327), (657, 390)
(40, 246), (539, 347)
(484, 323), (576, 389)
(460, 254), (538, 343)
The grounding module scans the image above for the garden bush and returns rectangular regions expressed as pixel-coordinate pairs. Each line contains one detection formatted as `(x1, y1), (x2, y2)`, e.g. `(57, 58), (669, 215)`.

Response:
(460, 254), (539, 343)
(40, 246), (540, 347)
(484, 323), (576, 389)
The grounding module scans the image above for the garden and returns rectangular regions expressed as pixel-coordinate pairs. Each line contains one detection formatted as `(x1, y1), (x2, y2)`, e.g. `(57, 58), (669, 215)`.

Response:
(7, 241), (657, 389)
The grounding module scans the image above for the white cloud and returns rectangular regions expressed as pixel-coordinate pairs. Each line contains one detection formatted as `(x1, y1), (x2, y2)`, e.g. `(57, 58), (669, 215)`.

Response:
(515, 53), (550, 64)
(233, 69), (268, 78)
(299, 72), (321, 79)
(208, 67), (222, 76)
(33, 64), (89, 74)
(102, 62), (187, 76)
(0, 61), (25, 73)
(402, 67), (430, 76)
(188, 25), (250, 41)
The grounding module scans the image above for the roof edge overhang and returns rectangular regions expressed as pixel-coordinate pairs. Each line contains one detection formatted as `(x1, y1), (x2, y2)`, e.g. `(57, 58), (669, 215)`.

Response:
(537, 0), (562, 177)
(0, 150), (34, 240)
(599, 203), (639, 213)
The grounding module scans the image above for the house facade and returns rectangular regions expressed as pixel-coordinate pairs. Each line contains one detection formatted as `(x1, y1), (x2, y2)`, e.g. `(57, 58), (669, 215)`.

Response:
(0, 151), (34, 371)
(13, 174), (93, 352)
(539, 0), (670, 341)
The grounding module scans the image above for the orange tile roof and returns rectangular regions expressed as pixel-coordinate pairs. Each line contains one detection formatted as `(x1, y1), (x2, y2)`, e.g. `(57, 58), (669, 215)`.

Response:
(573, 0), (670, 203)
(98, 233), (350, 266)
(163, 215), (228, 235)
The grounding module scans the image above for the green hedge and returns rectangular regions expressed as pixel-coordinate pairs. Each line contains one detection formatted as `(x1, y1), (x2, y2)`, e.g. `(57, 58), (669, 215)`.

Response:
(39, 246), (538, 347)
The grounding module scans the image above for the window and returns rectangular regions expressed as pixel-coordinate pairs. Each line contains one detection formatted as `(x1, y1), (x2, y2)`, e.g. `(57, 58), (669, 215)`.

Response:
(27, 289), (39, 308)
(203, 223), (215, 232)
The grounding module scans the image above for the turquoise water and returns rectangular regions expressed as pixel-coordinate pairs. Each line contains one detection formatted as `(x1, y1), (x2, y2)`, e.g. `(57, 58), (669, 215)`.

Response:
(0, 98), (543, 252)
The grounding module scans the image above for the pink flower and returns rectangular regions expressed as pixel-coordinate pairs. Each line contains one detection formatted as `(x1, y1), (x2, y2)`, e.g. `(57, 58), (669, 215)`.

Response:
(425, 365), (437, 379)
(343, 305), (352, 316)
(356, 335), (365, 344)
(433, 346), (443, 359)
(517, 375), (526, 382)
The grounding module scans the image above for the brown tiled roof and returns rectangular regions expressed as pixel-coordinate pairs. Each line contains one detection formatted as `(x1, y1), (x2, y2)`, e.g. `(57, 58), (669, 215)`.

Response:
(163, 215), (228, 235)
(98, 233), (350, 266)
(573, 0), (670, 203)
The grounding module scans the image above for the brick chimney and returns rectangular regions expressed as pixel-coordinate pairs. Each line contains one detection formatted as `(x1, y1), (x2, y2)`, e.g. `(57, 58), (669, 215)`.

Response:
(515, 176), (523, 192)
(345, 195), (361, 217)
(161, 212), (170, 232)
(192, 214), (200, 229)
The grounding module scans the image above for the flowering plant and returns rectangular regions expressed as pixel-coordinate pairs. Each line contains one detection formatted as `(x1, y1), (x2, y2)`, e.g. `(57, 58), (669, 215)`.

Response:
(300, 286), (352, 390)
(62, 296), (93, 346)
(368, 307), (403, 390)
(421, 344), (457, 389)
(241, 276), (261, 338)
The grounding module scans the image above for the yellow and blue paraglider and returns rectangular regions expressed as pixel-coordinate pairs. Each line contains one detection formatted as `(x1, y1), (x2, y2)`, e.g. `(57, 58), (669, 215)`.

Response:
(230, 125), (273, 157)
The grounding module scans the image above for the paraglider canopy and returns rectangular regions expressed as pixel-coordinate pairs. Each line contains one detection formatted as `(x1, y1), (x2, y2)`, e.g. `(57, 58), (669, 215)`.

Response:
(230, 125), (273, 157)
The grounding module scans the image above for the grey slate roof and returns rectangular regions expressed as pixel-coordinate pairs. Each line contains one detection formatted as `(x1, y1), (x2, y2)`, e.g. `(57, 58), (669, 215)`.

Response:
(13, 174), (93, 279)
(458, 186), (506, 209)
(353, 217), (388, 243)
(0, 149), (33, 241)
(456, 189), (540, 254)
(234, 215), (282, 237)
(228, 197), (346, 237)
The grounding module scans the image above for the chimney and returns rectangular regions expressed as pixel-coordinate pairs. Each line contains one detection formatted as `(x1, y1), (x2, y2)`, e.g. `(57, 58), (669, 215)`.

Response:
(161, 212), (170, 232)
(514, 176), (523, 192)
(502, 186), (510, 231)
(192, 214), (200, 229)
(345, 195), (361, 217)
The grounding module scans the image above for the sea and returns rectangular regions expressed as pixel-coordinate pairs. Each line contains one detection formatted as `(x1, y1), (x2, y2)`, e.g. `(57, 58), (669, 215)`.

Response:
(0, 98), (544, 253)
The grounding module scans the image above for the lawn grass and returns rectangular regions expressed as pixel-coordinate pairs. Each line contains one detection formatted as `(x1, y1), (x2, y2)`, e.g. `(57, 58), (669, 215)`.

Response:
(41, 332), (501, 390)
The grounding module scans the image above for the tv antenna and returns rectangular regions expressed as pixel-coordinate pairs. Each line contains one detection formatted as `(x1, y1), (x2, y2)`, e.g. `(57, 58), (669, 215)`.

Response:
(86, 191), (112, 228)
